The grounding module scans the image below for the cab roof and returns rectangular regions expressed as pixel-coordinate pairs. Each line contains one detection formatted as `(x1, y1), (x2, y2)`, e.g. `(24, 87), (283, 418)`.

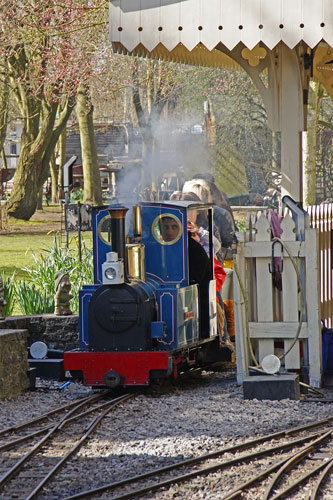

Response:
(140, 200), (213, 210)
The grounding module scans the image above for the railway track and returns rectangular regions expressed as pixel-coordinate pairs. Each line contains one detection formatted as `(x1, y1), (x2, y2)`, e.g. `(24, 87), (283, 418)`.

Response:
(59, 416), (333, 500)
(0, 391), (133, 500)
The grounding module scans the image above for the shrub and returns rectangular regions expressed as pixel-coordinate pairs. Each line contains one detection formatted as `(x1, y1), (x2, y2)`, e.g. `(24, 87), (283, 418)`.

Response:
(70, 189), (84, 201)
(15, 281), (54, 315)
(21, 234), (93, 314)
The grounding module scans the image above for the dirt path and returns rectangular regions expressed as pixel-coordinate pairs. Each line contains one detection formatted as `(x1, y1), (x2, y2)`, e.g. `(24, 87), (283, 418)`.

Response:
(1, 206), (63, 234)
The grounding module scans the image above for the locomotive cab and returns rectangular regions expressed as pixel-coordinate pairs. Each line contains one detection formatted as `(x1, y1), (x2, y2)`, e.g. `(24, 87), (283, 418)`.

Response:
(140, 200), (217, 347)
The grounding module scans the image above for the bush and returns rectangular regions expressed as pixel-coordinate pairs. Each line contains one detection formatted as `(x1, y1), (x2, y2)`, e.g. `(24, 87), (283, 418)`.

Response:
(70, 189), (84, 201)
(15, 281), (54, 315)
(20, 234), (93, 314)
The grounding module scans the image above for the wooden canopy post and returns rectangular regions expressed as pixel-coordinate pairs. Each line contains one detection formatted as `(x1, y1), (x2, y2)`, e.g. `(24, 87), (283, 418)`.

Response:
(279, 44), (307, 203)
(216, 41), (309, 203)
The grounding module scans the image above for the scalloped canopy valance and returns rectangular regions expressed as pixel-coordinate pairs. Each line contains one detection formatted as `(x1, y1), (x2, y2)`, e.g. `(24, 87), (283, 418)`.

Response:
(109, 0), (333, 53)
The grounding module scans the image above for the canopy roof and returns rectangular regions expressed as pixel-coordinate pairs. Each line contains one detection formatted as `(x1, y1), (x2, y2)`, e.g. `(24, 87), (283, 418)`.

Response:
(141, 200), (213, 210)
(110, 1), (333, 97)
(110, 0), (333, 53)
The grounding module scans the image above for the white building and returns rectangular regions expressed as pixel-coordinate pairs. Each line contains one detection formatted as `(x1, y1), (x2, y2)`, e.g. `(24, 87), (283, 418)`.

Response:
(2, 121), (22, 170)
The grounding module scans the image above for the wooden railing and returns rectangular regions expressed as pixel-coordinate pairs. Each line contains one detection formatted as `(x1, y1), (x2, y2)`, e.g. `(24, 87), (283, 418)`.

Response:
(306, 203), (333, 329)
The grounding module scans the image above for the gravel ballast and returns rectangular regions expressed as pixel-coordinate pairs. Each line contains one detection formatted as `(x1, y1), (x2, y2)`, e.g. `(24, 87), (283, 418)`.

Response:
(1, 370), (333, 499)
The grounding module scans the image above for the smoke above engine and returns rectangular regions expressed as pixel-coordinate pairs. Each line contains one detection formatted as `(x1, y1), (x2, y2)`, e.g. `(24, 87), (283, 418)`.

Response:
(112, 114), (213, 207)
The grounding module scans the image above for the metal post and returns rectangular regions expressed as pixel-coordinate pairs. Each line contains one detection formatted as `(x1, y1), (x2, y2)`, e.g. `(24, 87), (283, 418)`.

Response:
(64, 193), (69, 250)
(62, 155), (77, 251)
(78, 202), (82, 263)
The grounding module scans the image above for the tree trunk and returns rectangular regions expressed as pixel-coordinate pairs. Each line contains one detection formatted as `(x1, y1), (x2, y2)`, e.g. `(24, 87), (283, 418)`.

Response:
(304, 82), (323, 205)
(0, 64), (9, 154)
(57, 128), (67, 202)
(131, 61), (167, 196)
(37, 185), (43, 210)
(5, 100), (57, 220)
(76, 86), (103, 205)
(1, 149), (7, 169)
(271, 132), (280, 174)
(6, 130), (41, 219)
(50, 153), (58, 204)
(5, 98), (74, 220)
(0, 67), (9, 201)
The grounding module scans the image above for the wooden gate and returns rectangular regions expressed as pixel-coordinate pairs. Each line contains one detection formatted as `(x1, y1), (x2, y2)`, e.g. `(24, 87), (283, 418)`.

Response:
(233, 211), (322, 388)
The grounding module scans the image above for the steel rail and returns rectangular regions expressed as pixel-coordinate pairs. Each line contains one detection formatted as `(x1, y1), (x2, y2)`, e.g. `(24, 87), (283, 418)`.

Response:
(0, 394), (131, 452)
(270, 458), (333, 500)
(62, 415), (333, 498)
(300, 399), (333, 404)
(0, 391), (106, 489)
(0, 393), (108, 437)
(62, 431), (326, 500)
(220, 456), (293, 500)
(263, 430), (333, 500)
(223, 457), (333, 500)
(6, 405), (325, 458)
(24, 394), (134, 500)
(0, 425), (51, 452)
(310, 457), (333, 500)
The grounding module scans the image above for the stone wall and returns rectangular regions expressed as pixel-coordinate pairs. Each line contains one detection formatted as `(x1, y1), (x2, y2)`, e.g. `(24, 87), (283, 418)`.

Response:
(0, 315), (79, 399)
(0, 314), (79, 351)
(0, 329), (30, 399)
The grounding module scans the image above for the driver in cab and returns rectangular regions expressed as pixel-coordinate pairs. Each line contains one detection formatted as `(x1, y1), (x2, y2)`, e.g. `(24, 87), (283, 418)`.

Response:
(159, 216), (180, 242)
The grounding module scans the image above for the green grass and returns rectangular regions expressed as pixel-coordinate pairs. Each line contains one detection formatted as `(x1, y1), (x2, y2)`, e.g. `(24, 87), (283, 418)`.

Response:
(0, 232), (93, 278)
(0, 233), (63, 279)
(0, 205), (93, 315)
(1, 205), (92, 278)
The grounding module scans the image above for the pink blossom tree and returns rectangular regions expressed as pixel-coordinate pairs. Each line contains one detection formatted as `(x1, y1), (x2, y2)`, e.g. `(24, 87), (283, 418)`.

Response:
(0, 0), (106, 219)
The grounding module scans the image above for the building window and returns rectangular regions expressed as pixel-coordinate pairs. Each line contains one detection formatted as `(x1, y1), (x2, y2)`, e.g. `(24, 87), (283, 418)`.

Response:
(10, 143), (17, 155)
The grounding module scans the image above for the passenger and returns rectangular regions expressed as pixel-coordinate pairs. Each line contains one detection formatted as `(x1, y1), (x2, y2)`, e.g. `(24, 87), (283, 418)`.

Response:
(159, 216), (180, 242)
(188, 227), (212, 338)
(170, 191), (183, 201)
(198, 177), (236, 227)
(183, 192), (221, 257)
(183, 181), (235, 263)
(165, 192), (228, 343)
(186, 173), (233, 220)
(183, 190), (233, 350)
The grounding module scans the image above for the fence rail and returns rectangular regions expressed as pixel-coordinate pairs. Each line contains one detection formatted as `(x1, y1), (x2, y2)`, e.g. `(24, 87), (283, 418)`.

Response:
(306, 203), (333, 329)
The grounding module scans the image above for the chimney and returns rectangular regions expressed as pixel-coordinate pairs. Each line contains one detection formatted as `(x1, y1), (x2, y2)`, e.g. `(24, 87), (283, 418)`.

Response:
(108, 206), (129, 281)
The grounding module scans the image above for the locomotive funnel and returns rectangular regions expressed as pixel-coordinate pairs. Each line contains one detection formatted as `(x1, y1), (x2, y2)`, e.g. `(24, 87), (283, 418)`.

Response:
(132, 205), (142, 240)
(107, 207), (129, 281)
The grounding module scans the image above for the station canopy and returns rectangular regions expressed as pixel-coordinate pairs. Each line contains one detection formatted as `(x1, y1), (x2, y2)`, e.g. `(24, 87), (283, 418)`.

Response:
(110, 0), (333, 97)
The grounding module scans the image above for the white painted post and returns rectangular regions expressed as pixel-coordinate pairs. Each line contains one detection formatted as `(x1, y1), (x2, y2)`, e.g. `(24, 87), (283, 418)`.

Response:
(255, 215), (275, 363)
(280, 44), (305, 203)
(233, 232), (250, 384)
(305, 228), (322, 388)
(280, 215), (301, 369)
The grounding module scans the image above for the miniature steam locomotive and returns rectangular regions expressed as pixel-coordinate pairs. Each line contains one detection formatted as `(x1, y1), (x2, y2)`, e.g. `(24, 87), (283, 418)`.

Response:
(63, 201), (232, 387)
